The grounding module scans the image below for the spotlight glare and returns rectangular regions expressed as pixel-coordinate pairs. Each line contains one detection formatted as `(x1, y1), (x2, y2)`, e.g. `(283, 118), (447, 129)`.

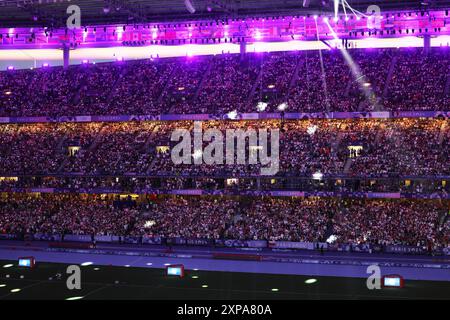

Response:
(312, 171), (323, 180)
(257, 101), (268, 112)
(193, 150), (203, 160)
(305, 278), (318, 284)
(227, 110), (238, 120)
(277, 103), (288, 111)
(307, 125), (318, 135)
(66, 296), (84, 300)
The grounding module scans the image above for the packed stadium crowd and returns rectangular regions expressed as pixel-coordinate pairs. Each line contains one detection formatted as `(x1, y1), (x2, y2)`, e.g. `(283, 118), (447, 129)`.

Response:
(0, 119), (447, 177)
(0, 48), (448, 117)
(0, 194), (448, 248)
(0, 46), (449, 254)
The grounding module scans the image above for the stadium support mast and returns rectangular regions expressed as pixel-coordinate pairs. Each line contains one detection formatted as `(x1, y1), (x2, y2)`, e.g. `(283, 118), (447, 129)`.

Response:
(423, 34), (431, 55)
(62, 41), (70, 69)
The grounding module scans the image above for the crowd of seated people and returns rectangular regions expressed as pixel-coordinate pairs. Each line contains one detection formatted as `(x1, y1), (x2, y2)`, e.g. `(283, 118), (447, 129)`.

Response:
(0, 194), (448, 248)
(196, 54), (260, 115)
(332, 198), (449, 248)
(0, 119), (447, 177)
(0, 48), (448, 117)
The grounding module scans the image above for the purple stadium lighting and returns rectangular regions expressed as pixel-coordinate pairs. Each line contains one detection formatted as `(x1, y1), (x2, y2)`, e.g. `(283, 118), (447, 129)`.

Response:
(42, 63), (49, 67)
(82, 59), (89, 64)
(7, 66), (14, 71)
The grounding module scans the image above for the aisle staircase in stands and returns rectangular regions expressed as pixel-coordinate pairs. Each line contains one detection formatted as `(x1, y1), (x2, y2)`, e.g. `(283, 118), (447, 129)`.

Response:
(56, 123), (107, 173)
(380, 55), (398, 106)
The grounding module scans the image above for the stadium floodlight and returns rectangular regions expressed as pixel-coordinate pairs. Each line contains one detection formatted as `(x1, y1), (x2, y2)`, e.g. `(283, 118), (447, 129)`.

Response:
(277, 103), (288, 111)
(227, 110), (238, 120)
(313, 15), (318, 20)
(312, 171), (323, 180)
(326, 235), (337, 243)
(333, 17), (339, 22)
(363, 82), (371, 87)
(307, 125), (318, 135)
(7, 66), (14, 71)
(323, 17), (329, 22)
(42, 63), (49, 67)
(144, 220), (155, 228)
(257, 102), (268, 112)
(192, 149), (202, 160)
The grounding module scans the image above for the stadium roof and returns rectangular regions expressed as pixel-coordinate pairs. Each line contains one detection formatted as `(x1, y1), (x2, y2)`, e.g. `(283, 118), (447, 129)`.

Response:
(0, 0), (448, 28)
